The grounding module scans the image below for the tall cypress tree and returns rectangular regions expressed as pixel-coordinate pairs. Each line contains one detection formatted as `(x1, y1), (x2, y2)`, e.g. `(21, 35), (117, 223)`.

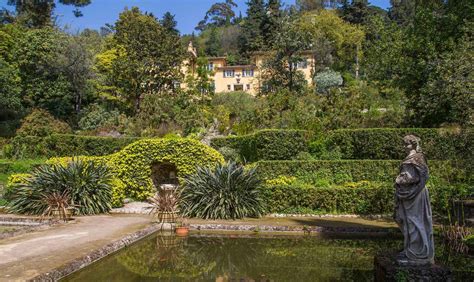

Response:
(262, 0), (283, 49)
(205, 27), (221, 56)
(238, 0), (266, 58)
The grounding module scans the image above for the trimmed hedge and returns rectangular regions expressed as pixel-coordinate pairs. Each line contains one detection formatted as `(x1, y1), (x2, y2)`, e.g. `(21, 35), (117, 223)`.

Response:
(46, 138), (225, 201)
(260, 183), (472, 216)
(255, 160), (469, 184)
(211, 129), (312, 162)
(5, 134), (141, 159)
(325, 128), (473, 160)
(212, 128), (472, 162)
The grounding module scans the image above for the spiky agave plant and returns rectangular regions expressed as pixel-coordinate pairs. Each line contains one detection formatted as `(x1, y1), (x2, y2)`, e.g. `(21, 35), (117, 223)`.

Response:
(180, 161), (263, 220)
(9, 159), (112, 215)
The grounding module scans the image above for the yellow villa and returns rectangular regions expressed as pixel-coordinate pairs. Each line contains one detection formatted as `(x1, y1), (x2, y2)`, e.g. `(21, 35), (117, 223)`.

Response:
(183, 42), (316, 95)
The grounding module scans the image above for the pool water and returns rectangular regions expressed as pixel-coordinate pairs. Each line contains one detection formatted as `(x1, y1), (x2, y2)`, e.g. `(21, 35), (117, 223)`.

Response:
(63, 233), (473, 282)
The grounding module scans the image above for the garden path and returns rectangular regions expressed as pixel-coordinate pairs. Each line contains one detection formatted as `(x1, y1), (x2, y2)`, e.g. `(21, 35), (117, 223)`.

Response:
(0, 214), (151, 281)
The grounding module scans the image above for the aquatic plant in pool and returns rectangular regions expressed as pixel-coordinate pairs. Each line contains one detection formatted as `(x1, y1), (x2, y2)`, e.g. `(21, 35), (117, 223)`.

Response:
(61, 234), (474, 281)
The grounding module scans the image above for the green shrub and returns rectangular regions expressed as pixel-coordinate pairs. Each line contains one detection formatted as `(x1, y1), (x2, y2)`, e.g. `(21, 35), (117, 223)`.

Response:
(6, 134), (141, 159)
(217, 146), (241, 163)
(181, 162), (263, 219)
(16, 109), (71, 137)
(47, 138), (225, 201)
(211, 129), (312, 162)
(78, 104), (124, 131)
(260, 183), (472, 215)
(255, 160), (465, 184)
(8, 160), (113, 215)
(260, 184), (392, 214)
(326, 128), (472, 160)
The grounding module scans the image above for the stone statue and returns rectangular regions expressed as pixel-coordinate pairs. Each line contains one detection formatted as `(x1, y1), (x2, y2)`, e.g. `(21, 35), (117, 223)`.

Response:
(394, 135), (434, 265)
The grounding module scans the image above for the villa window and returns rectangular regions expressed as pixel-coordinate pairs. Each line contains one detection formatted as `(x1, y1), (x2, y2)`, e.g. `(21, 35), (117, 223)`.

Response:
(297, 59), (308, 69)
(207, 63), (214, 71)
(227, 85), (231, 90)
(242, 69), (254, 77)
(291, 59), (308, 69)
(246, 84), (251, 90)
(224, 69), (235, 78)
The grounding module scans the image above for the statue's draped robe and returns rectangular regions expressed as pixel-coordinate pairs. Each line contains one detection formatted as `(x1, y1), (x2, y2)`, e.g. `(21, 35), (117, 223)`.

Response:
(394, 152), (434, 264)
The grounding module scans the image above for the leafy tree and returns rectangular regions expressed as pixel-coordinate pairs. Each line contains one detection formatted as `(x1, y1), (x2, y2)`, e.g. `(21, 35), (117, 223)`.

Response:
(416, 31), (473, 126)
(362, 14), (404, 84)
(186, 56), (215, 98)
(260, 15), (311, 95)
(97, 7), (185, 113)
(296, 10), (365, 77)
(0, 58), (22, 114)
(196, 0), (238, 31)
(14, 27), (74, 118)
(238, 0), (266, 58)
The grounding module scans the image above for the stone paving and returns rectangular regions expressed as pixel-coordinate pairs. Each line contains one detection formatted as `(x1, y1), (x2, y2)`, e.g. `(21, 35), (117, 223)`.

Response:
(110, 201), (153, 214)
(0, 214), (152, 281)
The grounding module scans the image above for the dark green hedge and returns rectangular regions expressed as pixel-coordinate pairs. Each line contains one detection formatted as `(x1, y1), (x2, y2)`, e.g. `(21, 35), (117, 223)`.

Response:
(5, 134), (141, 159)
(255, 160), (469, 184)
(211, 129), (312, 162)
(325, 128), (473, 160)
(260, 183), (472, 216)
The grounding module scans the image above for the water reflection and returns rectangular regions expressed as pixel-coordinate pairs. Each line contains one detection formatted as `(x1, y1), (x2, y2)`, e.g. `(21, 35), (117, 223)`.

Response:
(63, 232), (473, 282)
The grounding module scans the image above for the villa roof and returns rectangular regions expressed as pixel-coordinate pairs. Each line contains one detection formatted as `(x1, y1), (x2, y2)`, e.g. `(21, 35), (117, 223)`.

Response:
(251, 50), (314, 56)
(207, 56), (227, 60)
(217, 65), (256, 70)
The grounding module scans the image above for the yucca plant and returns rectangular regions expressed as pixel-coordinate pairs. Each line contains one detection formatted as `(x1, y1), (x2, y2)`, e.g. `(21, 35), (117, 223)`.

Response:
(180, 161), (263, 219)
(41, 190), (76, 221)
(9, 159), (112, 215)
(148, 190), (181, 223)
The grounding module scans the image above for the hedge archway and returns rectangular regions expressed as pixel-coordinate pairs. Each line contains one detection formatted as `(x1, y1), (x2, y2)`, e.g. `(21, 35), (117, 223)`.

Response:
(47, 138), (224, 202)
(107, 138), (224, 200)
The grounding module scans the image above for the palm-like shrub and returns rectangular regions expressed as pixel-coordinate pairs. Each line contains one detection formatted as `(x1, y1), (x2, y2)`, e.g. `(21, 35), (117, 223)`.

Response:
(180, 162), (263, 219)
(9, 159), (112, 215)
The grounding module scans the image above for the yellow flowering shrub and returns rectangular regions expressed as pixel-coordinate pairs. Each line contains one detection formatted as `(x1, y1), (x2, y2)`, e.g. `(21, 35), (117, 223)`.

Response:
(46, 138), (224, 201)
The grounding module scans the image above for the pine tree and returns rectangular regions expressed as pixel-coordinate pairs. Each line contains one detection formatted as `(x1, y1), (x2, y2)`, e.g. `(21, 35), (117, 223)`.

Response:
(161, 12), (179, 35)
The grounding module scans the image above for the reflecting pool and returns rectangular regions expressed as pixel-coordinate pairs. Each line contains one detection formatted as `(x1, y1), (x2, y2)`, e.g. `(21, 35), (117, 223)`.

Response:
(63, 233), (473, 281)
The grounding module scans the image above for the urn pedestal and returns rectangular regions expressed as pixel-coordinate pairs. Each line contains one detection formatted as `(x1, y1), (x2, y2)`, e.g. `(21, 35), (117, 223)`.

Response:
(374, 253), (452, 282)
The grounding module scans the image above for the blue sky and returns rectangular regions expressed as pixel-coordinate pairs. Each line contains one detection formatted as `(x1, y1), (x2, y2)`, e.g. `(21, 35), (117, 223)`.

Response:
(1, 0), (391, 34)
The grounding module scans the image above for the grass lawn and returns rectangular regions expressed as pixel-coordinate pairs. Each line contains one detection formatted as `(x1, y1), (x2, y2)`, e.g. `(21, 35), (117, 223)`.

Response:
(0, 158), (46, 186)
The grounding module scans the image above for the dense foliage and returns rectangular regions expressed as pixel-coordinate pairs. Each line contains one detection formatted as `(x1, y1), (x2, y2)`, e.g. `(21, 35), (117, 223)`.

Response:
(181, 162), (263, 219)
(8, 159), (113, 215)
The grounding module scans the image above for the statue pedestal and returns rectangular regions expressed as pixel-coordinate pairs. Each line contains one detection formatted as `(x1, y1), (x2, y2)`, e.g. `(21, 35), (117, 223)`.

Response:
(374, 253), (451, 282)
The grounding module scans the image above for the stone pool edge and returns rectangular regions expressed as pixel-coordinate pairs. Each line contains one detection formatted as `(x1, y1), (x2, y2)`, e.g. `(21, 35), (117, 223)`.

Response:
(30, 222), (400, 281)
(29, 223), (163, 282)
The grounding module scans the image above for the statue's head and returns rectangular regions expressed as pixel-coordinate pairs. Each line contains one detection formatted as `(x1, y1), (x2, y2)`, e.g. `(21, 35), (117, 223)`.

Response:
(403, 135), (422, 154)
